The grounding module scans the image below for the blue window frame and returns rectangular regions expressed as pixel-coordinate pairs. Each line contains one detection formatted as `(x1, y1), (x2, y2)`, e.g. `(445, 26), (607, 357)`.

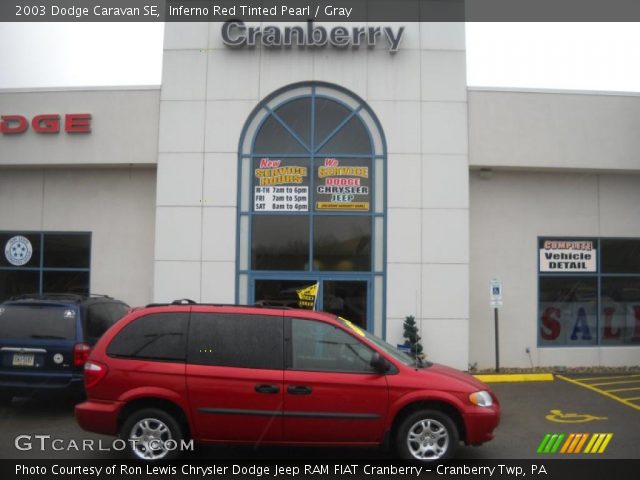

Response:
(538, 237), (640, 347)
(0, 231), (91, 301)
(236, 82), (387, 336)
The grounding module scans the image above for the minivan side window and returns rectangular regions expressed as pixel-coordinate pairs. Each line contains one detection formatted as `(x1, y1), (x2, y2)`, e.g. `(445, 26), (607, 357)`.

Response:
(290, 318), (375, 373)
(85, 302), (129, 343)
(107, 313), (188, 362)
(188, 313), (283, 370)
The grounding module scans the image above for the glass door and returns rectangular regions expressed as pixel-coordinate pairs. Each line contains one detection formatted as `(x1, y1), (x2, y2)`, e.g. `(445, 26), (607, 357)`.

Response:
(252, 277), (369, 329)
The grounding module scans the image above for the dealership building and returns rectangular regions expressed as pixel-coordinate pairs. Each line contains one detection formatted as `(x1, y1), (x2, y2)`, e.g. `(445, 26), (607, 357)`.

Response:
(1, 22), (639, 370)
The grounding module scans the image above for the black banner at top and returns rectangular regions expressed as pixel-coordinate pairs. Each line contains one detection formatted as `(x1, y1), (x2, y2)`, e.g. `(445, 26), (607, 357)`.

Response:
(3, 0), (640, 22)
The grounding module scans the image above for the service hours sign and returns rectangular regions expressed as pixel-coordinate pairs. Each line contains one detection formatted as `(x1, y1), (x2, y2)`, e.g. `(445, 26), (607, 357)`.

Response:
(253, 158), (309, 212)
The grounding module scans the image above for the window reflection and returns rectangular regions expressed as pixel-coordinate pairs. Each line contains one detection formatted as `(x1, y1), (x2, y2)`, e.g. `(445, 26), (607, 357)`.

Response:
(313, 216), (371, 271)
(539, 277), (597, 346)
(252, 216), (309, 270)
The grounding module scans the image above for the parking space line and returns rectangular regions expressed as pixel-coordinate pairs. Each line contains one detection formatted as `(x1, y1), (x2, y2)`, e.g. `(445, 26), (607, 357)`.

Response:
(589, 379), (640, 387)
(556, 375), (640, 411)
(623, 396), (640, 401)
(573, 374), (640, 382)
(605, 386), (640, 393)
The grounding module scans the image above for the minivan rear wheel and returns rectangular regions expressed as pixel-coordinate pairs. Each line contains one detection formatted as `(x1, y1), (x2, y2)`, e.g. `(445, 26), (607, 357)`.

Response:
(396, 409), (459, 461)
(120, 408), (183, 461)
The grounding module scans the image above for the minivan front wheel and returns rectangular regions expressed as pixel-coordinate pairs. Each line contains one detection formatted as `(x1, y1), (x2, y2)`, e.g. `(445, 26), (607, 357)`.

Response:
(120, 408), (183, 461)
(397, 409), (459, 461)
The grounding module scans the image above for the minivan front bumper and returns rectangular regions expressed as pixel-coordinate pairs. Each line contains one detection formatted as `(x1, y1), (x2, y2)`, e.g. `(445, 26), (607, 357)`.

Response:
(464, 404), (501, 445)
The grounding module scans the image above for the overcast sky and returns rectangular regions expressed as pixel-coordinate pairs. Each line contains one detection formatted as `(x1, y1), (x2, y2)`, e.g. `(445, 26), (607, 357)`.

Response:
(1, 22), (640, 92)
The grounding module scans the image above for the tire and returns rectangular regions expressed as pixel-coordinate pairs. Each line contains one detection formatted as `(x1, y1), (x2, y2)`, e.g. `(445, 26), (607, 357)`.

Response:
(396, 409), (459, 461)
(120, 408), (183, 461)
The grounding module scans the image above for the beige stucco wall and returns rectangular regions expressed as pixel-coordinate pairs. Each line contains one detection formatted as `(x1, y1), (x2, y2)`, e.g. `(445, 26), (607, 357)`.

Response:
(469, 89), (640, 172)
(0, 88), (159, 166)
(0, 167), (157, 307)
(469, 170), (640, 368)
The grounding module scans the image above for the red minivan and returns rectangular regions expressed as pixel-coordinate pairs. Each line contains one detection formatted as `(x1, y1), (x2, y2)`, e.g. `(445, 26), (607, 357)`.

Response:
(75, 303), (500, 461)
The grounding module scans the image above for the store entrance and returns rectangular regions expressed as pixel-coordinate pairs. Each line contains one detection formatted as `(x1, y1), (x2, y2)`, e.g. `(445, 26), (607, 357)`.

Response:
(252, 277), (369, 329)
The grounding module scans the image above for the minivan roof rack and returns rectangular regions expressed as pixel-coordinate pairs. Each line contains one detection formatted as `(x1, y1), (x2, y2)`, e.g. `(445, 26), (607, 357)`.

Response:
(144, 299), (293, 310)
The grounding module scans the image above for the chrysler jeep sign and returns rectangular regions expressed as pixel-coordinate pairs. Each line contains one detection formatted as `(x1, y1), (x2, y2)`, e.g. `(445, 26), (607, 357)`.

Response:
(222, 20), (405, 52)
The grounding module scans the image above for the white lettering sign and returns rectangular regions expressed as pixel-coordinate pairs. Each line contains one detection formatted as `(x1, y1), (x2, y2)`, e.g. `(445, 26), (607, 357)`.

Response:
(540, 240), (597, 272)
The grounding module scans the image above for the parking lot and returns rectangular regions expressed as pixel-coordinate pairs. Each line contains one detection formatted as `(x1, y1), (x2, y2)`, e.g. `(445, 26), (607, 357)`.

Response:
(0, 373), (638, 460)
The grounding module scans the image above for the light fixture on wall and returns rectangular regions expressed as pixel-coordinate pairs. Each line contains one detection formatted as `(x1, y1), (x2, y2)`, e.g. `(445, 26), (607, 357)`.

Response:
(479, 168), (493, 180)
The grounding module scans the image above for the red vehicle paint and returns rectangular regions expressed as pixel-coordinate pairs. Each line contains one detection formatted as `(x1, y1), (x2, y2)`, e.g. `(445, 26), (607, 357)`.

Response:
(75, 303), (499, 461)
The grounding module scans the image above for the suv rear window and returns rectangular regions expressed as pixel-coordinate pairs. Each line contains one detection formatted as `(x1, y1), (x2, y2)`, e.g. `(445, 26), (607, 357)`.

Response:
(0, 304), (77, 340)
(85, 302), (129, 342)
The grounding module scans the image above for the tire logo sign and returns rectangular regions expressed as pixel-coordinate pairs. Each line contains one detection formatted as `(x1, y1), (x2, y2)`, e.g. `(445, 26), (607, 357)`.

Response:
(5, 236), (33, 266)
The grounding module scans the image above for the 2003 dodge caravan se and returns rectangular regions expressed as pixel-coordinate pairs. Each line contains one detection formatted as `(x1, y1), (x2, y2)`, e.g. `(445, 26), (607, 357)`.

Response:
(75, 302), (500, 461)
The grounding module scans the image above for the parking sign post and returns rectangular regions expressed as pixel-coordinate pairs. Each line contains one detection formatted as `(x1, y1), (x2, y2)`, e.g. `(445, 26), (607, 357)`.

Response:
(490, 279), (503, 372)
(494, 307), (500, 372)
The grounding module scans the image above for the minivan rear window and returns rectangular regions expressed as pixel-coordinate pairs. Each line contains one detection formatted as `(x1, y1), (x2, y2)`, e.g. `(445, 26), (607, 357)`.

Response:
(107, 313), (188, 362)
(0, 304), (77, 340)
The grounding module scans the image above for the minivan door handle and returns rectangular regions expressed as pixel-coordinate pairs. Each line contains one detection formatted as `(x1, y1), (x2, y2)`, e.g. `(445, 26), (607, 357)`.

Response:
(255, 384), (280, 394)
(287, 385), (312, 395)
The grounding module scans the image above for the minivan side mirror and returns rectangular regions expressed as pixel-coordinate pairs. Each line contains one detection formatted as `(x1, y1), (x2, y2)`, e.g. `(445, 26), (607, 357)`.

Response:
(370, 352), (391, 373)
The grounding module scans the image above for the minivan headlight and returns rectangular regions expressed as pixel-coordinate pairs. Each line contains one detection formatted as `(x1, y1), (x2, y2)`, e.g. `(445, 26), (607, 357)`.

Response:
(469, 390), (493, 407)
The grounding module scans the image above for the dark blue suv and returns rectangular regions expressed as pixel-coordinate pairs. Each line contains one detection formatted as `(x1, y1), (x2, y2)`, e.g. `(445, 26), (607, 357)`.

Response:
(0, 294), (128, 403)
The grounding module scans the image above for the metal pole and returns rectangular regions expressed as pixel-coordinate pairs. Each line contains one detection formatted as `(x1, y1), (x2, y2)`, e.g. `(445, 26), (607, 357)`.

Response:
(494, 307), (500, 372)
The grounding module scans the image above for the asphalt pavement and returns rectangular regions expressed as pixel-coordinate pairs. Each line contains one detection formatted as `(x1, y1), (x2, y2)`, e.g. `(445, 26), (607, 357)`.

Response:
(0, 374), (638, 460)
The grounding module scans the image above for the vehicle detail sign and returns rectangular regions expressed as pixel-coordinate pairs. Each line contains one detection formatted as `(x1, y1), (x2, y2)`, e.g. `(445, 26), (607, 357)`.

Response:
(254, 158), (308, 212)
(539, 239), (597, 273)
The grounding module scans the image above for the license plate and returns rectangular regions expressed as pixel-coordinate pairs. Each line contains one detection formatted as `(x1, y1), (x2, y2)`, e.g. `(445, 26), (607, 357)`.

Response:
(12, 353), (35, 367)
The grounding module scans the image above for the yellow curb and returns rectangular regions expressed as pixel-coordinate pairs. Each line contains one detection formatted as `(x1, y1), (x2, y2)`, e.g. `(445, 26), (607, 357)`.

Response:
(474, 373), (554, 383)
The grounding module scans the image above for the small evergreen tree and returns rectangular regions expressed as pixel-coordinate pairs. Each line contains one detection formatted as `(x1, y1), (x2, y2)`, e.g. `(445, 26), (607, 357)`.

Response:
(403, 315), (424, 358)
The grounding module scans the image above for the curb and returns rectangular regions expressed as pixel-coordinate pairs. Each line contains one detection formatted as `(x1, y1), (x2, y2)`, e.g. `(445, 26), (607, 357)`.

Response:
(473, 373), (555, 383)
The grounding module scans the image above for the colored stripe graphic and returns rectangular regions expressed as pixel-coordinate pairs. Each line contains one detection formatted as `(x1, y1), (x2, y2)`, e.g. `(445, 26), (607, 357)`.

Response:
(537, 434), (552, 453)
(560, 433), (575, 453)
(584, 433), (614, 453)
(567, 433), (584, 453)
(550, 433), (565, 453)
(539, 433), (613, 454)
(598, 433), (613, 453)
(574, 433), (588, 453)
(538, 433), (565, 453)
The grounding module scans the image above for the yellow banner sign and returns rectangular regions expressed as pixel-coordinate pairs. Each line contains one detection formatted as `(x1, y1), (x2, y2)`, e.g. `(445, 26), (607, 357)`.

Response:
(296, 283), (318, 309)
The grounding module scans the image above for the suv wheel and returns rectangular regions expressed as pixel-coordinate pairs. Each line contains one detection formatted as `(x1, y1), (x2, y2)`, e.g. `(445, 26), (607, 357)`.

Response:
(120, 408), (183, 461)
(397, 409), (459, 461)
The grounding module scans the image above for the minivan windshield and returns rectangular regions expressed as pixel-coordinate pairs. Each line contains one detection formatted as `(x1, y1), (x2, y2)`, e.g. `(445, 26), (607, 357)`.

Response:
(338, 317), (430, 368)
(0, 304), (77, 340)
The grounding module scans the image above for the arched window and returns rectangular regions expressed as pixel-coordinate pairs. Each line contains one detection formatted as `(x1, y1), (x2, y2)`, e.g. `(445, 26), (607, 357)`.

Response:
(236, 83), (386, 334)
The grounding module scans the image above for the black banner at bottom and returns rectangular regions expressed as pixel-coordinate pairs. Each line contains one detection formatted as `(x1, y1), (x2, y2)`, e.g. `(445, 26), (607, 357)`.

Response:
(4, 460), (640, 480)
